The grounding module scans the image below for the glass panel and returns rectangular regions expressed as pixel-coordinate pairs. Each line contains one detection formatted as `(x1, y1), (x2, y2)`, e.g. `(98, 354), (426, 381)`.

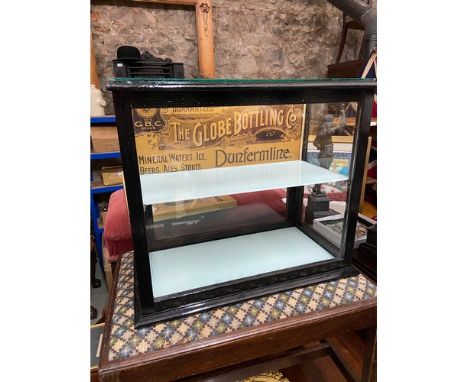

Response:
(139, 161), (346, 205)
(146, 190), (288, 245)
(110, 77), (376, 84)
(132, 104), (307, 256)
(130, 102), (365, 299)
(149, 227), (334, 298)
(302, 102), (375, 255)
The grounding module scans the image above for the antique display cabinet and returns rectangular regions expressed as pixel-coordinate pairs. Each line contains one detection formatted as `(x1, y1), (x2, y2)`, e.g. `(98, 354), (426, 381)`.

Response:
(107, 78), (376, 327)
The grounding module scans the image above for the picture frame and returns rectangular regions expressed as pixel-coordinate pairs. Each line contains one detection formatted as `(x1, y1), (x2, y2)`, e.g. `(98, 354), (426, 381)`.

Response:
(312, 213), (377, 249)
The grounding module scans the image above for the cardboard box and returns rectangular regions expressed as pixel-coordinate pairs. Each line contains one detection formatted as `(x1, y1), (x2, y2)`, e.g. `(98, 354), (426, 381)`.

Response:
(101, 166), (123, 186)
(91, 126), (120, 153)
(152, 195), (237, 222)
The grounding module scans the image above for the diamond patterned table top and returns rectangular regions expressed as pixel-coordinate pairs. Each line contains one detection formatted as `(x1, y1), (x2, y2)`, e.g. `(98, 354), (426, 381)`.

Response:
(101, 251), (377, 363)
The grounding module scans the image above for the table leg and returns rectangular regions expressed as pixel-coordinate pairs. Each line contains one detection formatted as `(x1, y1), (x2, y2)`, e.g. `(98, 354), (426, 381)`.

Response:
(360, 326), (377, 382)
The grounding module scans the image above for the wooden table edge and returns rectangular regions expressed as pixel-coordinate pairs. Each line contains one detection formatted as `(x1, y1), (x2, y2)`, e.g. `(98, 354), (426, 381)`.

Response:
(99, 255), (376, 381)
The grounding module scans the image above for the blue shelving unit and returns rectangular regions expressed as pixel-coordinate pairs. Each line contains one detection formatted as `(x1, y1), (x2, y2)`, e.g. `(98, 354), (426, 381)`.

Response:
(91, 115), (116, 124)
(91, 183), (123, 195)
(91, 151), (121, 160)
(91, 115), (121, 268)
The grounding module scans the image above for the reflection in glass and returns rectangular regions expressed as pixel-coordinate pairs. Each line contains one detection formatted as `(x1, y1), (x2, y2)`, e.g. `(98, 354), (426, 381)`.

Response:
(130, 102), (358, 298)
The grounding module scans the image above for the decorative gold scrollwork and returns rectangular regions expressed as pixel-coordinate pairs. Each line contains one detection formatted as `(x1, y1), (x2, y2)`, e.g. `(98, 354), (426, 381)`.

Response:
(199, 2), (211, 37)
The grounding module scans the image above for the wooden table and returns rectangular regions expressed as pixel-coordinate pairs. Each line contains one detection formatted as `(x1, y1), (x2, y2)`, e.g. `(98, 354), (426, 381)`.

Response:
(99, 252), (377, 382)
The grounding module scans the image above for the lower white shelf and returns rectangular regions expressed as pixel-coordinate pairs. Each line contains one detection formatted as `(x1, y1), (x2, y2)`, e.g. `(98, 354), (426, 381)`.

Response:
(149, 227), (334, 298)
(140, 160), (348, 205)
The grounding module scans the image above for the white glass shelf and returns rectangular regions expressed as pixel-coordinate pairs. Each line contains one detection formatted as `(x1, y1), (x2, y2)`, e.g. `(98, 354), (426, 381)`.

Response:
(149, 227), (334, 298)
(140, 160), (347, 205)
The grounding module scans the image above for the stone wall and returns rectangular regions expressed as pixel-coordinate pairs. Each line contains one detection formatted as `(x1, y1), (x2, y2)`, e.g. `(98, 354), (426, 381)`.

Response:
(91, 0), (368, 112)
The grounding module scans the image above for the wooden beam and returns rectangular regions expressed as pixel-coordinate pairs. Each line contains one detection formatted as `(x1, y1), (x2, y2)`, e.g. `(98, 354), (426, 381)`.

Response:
(90, 35), (100, 88)
(130, 0), (216, 78)
(195, 0), (215, 77)
(132, 0), (197, 5)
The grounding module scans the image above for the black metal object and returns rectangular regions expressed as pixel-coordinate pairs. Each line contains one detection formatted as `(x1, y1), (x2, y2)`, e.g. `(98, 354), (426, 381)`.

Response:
(107, 78), (376, 327)
(327, 0), (377, 66)
(113, 46), (184, 79)
(366, 224), (377, 247)
(113, 60), (184, 78)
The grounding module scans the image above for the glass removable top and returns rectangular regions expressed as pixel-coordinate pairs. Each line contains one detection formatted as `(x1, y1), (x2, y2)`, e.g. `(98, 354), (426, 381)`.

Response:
(107, 77), (377, 90)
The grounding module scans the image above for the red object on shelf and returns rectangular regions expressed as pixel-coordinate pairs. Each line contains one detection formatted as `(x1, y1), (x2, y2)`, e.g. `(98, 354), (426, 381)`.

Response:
(103, 189), (133, 262)
(103, 189), (289, 262)
(231, 189), (287, 215)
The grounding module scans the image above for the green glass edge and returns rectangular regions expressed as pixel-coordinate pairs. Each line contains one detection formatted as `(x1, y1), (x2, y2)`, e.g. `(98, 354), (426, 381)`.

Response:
(108, 77), (376, 84)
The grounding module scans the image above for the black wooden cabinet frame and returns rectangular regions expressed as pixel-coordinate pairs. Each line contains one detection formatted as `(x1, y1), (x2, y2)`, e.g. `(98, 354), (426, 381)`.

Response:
(108, 78), (376, 327)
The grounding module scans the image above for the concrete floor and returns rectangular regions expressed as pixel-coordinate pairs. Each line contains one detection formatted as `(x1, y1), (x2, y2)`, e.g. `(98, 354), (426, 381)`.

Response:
(91, 262), (109, 325)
